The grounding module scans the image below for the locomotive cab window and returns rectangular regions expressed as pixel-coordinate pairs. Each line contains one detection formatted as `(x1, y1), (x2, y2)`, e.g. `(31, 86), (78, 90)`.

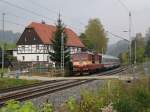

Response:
(92, 55), (95, 64)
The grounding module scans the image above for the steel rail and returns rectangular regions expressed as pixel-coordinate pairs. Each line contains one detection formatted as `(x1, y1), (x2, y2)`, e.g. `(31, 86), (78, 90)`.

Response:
(0, 67), (127, 107)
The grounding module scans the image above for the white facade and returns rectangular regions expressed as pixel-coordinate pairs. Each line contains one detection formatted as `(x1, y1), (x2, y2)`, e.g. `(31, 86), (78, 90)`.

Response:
(13, 44), (81, 62)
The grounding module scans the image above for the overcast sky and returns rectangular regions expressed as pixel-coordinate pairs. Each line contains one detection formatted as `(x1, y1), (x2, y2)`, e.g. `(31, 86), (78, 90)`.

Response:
(0, 0), (150, 44)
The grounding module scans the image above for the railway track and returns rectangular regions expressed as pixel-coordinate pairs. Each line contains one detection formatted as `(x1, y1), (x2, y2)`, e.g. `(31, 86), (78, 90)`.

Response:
(0, 80), (64, 94)
(0, 67), (127, 107)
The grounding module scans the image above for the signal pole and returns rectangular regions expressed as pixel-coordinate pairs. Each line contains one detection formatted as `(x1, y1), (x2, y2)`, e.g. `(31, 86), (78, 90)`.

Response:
(61, 32), (64, 75)
(2, 13), (5, 76)
(129, 12), (132, 65)
(134, 41), (136, 64)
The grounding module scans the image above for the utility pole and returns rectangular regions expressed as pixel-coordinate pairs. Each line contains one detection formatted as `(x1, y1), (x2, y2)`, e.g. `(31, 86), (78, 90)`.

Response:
(134, 40), (136, 64)
(129, 12), (132, 65)
(1, 13), (5, 76)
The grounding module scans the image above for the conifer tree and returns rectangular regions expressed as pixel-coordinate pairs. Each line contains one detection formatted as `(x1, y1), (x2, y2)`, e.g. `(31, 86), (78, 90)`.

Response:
(49, 16), (70, 69)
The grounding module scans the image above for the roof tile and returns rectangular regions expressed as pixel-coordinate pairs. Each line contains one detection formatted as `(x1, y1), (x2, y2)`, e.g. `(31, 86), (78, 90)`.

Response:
(28, 22), (85, 48)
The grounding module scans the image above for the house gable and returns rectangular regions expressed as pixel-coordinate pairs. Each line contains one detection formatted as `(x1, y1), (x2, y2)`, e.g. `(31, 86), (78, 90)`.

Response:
(16, 28), (43, 45)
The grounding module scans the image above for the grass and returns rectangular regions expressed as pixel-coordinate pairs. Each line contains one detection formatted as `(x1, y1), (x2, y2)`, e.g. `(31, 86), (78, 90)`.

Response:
(0, 77), (40, 90)
(59, 77), (150, 112)
(0, 68), (8, 74)
(0, 42), (16, 50)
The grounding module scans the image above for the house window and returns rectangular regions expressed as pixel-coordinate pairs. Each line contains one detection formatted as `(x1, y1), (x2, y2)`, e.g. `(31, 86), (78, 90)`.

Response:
(47, 56), (49, 61)
(37, 56), (39, 61)
(22, 45), (25, 49)
(78, 48), (81, 52)
(22, 56), (25, 61)
(36, 45), (39, 50)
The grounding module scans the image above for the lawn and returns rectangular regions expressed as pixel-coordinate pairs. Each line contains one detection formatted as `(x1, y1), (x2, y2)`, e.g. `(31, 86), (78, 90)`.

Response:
(0, 68), (8, 74)
(0, 78), (40, 90)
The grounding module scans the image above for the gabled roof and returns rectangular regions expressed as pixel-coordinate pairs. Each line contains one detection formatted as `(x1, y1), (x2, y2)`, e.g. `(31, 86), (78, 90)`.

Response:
(27, 22), (85, 48)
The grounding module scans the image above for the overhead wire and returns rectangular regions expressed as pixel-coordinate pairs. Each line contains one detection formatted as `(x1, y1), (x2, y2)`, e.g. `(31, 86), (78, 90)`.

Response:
(0, 0), (55, 22)
(0, 19), (26, 27)
(24, 0), (85, 31)
(116, 0), (130, 12)
(0, 0), (84, 33)
(22, 0), (83, 31)
(113, 0), (136, 37)
(106, 30), (129, 41)
(28, 0), (59, 16)
(0, 11), (32, 21)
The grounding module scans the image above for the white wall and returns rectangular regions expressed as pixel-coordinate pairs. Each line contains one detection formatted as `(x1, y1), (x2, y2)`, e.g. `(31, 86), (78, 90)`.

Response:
(13, 44), (82, 62)
(15, 53), (49, 62)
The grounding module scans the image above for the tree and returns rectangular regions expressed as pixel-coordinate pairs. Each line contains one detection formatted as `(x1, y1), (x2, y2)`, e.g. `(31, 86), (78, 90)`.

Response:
(49, 16), (70, 69)
(145, 28), (150, 41)
(144, 28), (150, 60)
(145, 39), (150, 57)
(79, 33), (93, 51)
(83, 18), (108, 53)
(119, 52), (128, 64)
(131, 33), (145, 63)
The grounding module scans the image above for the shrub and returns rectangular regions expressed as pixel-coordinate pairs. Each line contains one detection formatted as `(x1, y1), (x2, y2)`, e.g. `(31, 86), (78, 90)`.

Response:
(79, 90), (105, 112)
(64, 97), (79, 112)
(0, 100), (37, 112)
(0, 100), (54, 112)
(40, 102), (54, 112)
(113, 98), (138, 112)
(101, 103), (116, 112)
(134, 87), (150, 111)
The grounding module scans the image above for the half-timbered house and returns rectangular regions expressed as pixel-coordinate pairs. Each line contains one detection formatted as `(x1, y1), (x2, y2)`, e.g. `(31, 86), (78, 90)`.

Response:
(13, 22), (85, 64)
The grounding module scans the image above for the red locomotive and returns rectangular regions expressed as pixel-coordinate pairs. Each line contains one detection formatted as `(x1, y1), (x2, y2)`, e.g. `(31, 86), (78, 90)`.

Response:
(71, 52), (120, 74)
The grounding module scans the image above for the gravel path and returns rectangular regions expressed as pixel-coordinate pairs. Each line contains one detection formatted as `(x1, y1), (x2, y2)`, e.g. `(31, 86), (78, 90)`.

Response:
(30, 79), (104, 110)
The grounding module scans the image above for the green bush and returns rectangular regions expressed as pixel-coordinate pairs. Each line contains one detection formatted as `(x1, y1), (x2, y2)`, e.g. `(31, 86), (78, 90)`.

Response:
(133, 87), (150, 111)
(64, 97), (79, 112)
(0, 100), (37, 112)
(64, 78), (150, 112)
(41, 102), (54, 112)
(0, 100), (54, 112)
(113, 98), (138, 112)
